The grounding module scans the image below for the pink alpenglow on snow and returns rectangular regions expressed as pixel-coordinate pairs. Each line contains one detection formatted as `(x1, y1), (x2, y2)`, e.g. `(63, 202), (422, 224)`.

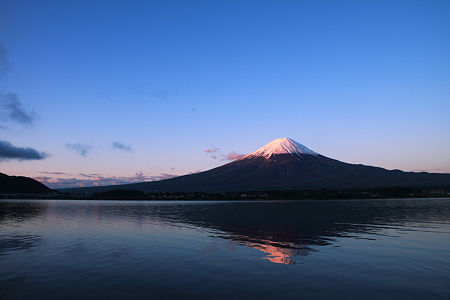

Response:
(243, 137), (318, 159)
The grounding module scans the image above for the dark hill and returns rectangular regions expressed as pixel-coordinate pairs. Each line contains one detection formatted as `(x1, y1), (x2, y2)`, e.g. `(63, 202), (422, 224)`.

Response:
(0, 172), (53, 193)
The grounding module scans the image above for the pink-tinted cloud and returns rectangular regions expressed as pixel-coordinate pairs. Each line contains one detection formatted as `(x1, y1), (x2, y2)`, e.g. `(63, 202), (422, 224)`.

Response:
(159, 173), (178, 180)
(34, 171), (179, 189)
(206, 147), (245, 161)
(221, 151), (245, 161)
(188, 170), (202, 175)
(205, 148), (219, 153)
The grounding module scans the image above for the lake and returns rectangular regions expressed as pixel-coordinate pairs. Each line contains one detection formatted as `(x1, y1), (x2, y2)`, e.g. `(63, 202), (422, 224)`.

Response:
(1, 198), (449, 299)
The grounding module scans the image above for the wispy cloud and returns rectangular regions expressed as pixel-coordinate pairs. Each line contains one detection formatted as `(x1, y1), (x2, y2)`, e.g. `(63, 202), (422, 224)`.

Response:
(205, 147), (245, 161)
(188, 170), (202, 175)
(0, 93), (38, 126)
(78, 173), (102, 178)
(0, 140), (49, 161)
(221, 151), (245, 161)
(66, 143), (92, 157)
(0, 46), (39, 128)
(111, 141), (132, 152)
(205, 148), (220, 153)
(40, 171), (70, 175)
(35, 171), (179, 189)
(205, 148), (218, 159)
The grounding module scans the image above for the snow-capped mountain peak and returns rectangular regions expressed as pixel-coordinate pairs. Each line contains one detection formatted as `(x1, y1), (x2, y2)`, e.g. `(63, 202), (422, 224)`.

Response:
(243, 137), (318, 159)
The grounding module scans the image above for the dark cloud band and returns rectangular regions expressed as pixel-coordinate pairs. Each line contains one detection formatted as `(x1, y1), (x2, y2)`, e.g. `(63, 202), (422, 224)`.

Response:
(0, 140), (48, 161)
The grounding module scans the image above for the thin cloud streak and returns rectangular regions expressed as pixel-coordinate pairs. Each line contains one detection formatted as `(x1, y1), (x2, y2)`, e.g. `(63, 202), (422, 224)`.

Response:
(0, 140), (48, 161)
(66, 143), (92, 157)
(78, 173), (102, 178)
(40, 171), (70, 175)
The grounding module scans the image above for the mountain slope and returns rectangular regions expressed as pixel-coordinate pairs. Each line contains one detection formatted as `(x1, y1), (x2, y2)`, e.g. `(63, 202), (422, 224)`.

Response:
(62, 138), (450, 193)
(0, 172), (54, 193)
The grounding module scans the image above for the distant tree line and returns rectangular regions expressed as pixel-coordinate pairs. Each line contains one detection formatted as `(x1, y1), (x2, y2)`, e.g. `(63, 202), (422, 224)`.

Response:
(2, 186), (448, 200)
(88, 186), (446, 201)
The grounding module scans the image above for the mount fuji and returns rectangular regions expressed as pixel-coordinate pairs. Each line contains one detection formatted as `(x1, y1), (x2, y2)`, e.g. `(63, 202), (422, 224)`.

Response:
(63, 138), (450, 193)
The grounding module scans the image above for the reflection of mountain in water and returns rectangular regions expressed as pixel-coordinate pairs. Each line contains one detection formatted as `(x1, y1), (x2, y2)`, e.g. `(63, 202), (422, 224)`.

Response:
(0, 201), (46, 258)
(190, 200), (450, 263)
(0, 201), (47, 224)
(238, 239), (313, 264)
(159, 199), (450, 264)
(63, 199), (449, 264)
(2, 199), (449, 264)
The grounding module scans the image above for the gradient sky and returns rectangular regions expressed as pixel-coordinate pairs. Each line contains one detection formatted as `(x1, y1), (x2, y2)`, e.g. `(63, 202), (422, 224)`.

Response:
(1, 0), (449, 189)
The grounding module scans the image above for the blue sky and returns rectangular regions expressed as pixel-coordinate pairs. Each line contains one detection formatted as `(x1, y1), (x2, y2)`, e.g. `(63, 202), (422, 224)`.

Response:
(1, 0), (449, 189)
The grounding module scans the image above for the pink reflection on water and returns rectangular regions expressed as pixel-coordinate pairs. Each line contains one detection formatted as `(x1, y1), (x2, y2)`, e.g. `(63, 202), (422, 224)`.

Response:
(244, 241), (310, 264)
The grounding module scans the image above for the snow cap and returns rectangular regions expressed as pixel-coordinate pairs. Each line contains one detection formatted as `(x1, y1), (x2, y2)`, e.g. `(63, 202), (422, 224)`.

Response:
(243, 137), (317, 159)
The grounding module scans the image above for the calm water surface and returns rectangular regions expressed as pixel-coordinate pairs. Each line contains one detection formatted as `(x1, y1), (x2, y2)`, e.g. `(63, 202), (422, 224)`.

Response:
(1, 198), (449, 299)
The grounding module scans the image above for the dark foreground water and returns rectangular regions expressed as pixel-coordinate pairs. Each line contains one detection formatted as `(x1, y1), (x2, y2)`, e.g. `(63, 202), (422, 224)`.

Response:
(1, 199), (449, 300)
